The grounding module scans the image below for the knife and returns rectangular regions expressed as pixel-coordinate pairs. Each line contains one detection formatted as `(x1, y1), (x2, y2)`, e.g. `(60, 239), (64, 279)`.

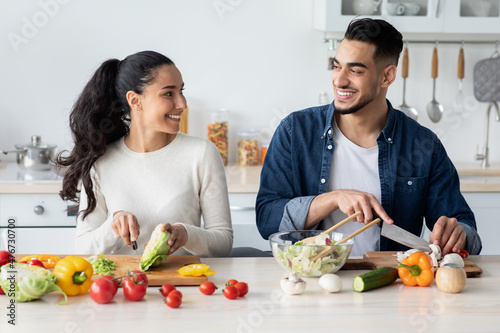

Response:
(380, 222), (430, 251)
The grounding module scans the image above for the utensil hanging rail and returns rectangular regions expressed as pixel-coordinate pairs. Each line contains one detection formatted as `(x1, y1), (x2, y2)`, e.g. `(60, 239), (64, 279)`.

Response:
(324, 38), (500, 49)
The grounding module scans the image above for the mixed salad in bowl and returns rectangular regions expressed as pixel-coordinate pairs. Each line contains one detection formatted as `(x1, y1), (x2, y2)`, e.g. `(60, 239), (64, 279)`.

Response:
(270, 231), (354, 277)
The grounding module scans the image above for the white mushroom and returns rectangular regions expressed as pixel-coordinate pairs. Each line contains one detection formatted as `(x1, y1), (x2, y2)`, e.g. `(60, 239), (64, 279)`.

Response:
(440, 253), (465, 268)
(280, 271), (307, 295)
(319, 274), (343, 293)
(396, 248), (420, 263)
(428, 244), (442, 268)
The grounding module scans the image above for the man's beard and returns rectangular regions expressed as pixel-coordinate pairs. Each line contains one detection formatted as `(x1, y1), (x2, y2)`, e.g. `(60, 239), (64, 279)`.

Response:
(333, 90), (377, 115)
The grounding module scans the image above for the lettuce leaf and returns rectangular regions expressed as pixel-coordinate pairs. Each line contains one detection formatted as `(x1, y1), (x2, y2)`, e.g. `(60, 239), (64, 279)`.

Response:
(140, 224), (171, 271)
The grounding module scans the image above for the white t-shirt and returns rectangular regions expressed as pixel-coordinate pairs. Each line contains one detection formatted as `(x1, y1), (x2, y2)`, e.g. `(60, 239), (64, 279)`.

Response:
(321, 122), (381, 256)
(75, 133), (233, 256)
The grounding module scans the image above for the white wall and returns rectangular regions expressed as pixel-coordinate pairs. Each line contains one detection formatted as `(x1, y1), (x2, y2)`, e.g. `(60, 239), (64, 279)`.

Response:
(1, 0), (499, 165)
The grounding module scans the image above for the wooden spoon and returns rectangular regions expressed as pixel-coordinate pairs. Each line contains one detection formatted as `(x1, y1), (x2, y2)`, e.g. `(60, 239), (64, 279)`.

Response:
(301, 211), (361, 245)
(310, 218), (381, 262)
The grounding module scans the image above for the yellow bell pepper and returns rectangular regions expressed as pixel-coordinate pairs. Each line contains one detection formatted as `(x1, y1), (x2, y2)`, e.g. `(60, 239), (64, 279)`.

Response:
(53, 256), (94, 296)
(177, 264), (216, 277)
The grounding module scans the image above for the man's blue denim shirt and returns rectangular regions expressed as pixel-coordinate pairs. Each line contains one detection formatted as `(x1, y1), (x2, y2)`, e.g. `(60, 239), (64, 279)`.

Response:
(256, 100), (482, 254)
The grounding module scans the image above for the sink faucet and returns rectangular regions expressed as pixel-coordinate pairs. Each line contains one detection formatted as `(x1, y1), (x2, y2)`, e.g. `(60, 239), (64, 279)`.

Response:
(475, 102), (500, 169)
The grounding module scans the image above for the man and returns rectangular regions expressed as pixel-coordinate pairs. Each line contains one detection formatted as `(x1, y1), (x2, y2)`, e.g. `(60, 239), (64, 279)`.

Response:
(256, 18), (481, 256)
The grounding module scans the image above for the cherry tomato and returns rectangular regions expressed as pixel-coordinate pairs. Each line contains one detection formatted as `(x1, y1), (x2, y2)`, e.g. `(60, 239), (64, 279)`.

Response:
(223, 285), (239, 300)
(122, 277), (147, 301)
(100, 275), (119, 296)
(28, 259), (45, 268)
(199, 281), (217, 295)
(0, 251), (14, 266)
(159, 284), (176, 297)
(0, 286), (4, 295)
(129, 270), (148, 287)
(169, 289), (183, 300)
(166, 293), (182, 308)
(89, 278), (116, 304)
(458, 249), (469, 258)
(234, 282), (248, 297)
(226, 279), (238, 287)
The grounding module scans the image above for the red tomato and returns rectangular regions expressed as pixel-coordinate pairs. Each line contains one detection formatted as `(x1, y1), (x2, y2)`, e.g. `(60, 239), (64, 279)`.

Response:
(169, 289), (183, 300)
(89, 278), (116, 304)
(122, 277), (147, 301)
(100, 275), (119, 296)
(0, 286), (4, 295)
(223, 285), (239, 300)
(458, 249), (469, 258)
(0, 251), (14, 266)
(226, 279), (238, 287)
(166, 293), (182, 308)
(234, 282), (248, 297)
(159, 284), (176, 297)
(199, 281), (217, 295)
(28, 259), (45, 268)
(129, 270), (148, 287)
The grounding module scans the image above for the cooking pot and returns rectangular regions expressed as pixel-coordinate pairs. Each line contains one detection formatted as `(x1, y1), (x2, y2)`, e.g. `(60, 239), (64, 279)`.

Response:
(1, 135), (57, 171)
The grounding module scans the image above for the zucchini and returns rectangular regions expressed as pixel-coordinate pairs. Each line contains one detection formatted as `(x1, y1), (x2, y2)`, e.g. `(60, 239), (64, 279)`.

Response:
(352, 267), (399, 292)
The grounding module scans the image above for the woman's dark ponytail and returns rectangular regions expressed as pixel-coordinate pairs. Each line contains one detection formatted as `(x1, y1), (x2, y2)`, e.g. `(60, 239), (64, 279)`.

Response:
(57, 51), (174, 219)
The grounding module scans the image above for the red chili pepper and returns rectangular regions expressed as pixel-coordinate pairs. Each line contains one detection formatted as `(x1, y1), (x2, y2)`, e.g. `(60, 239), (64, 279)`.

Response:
(458, 249), (469, 258)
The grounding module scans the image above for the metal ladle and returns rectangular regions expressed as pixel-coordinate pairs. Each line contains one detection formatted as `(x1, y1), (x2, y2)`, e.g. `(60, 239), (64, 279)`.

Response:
(399, 45), (418, 120)
(427, 44), (444, 122)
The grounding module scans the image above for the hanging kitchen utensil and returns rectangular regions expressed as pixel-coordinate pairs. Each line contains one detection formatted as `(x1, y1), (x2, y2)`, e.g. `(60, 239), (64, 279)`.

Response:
(426, 43), (444, 122)
(473, 44), (500, 102)
(399, 44), (418, 120)
(1, 135), (56, 171)
(453, 43), (466, 114)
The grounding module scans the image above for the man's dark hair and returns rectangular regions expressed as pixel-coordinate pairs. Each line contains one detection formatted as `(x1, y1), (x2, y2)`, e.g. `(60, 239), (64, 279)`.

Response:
(344, 18), (403, 66)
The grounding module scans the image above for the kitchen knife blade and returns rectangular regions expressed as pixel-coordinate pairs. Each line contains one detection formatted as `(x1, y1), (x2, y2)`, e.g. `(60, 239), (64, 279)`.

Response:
(380, 222), (430, 251)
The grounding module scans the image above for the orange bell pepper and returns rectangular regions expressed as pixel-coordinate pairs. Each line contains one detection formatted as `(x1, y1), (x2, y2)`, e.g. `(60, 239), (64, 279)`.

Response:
(398, 251), (434, 287)
(20, 255), (60, 268)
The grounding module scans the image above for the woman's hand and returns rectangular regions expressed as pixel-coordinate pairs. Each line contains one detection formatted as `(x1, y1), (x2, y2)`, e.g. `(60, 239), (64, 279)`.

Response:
(111, 211), (140, 248)
(160, 223), (188, 254)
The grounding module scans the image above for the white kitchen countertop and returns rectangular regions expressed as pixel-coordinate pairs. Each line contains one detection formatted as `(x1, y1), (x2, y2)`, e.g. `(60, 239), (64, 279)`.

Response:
(0, 255), (498, 332)
(1, 162), (500, 193)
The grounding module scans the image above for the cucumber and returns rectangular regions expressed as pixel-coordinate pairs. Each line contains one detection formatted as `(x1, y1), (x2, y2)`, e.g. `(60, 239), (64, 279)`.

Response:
(352, 267), (399, 292)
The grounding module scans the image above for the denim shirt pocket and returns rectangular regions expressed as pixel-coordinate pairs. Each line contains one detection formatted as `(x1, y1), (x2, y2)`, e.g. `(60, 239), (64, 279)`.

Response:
(393, 176), (427, 231)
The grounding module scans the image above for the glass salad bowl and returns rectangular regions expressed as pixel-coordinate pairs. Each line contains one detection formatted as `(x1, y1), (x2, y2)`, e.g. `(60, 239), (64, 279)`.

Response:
(269, 230), (354, 278)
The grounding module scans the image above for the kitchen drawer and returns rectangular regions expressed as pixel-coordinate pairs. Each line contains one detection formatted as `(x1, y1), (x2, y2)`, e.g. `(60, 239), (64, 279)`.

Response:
(0, 193), (76, 227)
(0, 226), (77, 254)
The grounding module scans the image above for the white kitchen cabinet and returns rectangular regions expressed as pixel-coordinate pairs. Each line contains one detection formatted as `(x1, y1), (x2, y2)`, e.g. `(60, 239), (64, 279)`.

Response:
(229, 193), (270, 252)
(314, 0), (500, 36)
(462, 192), (500, 255)
(0, 193), (78, 254)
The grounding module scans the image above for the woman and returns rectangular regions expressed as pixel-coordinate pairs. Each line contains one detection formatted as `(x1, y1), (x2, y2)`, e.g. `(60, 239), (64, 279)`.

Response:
(57, 51), (233, 256)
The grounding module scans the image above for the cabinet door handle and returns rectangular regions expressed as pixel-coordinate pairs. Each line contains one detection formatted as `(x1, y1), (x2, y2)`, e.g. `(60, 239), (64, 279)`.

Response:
(230, 206), (255, 211)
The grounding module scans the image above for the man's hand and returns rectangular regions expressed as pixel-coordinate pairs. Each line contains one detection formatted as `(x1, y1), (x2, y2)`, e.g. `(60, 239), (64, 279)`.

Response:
(161, 223), (188, 255)
(306, 189), (393, 228)
(332, 189), (393, 224)
(112, 211), (140, 247)
(429, 216), (466, 255)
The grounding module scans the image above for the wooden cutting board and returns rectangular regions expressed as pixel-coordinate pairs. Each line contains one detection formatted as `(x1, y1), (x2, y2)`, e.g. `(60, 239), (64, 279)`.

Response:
(99, 255), (208, 286)
(16, 254), (208, 286)
(342, 251), (482, 278)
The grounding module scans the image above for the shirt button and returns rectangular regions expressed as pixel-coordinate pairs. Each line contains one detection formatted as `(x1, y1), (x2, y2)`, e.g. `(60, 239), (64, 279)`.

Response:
(388, 138), (392, 142)
(327, 145), (333, 150)
(321, 178), (326, 184)
(407, 181), (413, 186)
(328, 129), (332, 135)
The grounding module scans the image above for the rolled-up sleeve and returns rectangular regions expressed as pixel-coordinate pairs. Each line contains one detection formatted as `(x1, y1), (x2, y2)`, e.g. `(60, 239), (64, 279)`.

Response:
(459, 222), (482, 255)
(279, 196), (316, 231)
